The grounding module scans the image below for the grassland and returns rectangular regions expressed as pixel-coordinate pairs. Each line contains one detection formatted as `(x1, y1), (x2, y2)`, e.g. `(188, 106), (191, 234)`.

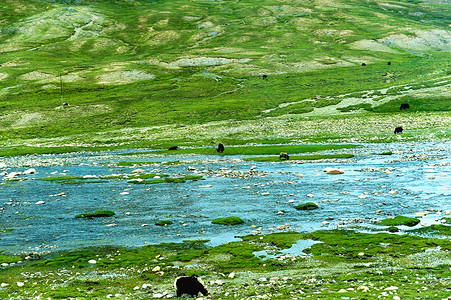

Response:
(0, 228), (450, 299)
(0, 0), (450, 152)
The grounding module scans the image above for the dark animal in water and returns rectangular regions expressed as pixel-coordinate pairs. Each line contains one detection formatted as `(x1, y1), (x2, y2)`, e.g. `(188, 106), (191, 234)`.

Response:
(399, 103), (410, 110)
(168, 146), (178, 150)
(174, 275), (208, 298)
(394, 126), (403, 134)
(279, 152), (289, 160)
(217, 143), (225, 153)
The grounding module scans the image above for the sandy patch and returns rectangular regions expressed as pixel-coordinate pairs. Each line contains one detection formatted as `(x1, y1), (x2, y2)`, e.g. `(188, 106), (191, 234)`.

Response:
(380, 29), (451, 51)
(0, 73), (7, 81)
(168, 57), (252, 68)
(349, 39), (400, 53)
(20, 71), (56, 82)
(97, 70), (155, 85)
(12, 112), (43, 128)
(146, 30), (180, 46)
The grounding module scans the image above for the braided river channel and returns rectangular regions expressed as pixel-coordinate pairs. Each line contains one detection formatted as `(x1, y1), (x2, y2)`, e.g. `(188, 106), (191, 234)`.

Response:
(0, 142), (449, 255)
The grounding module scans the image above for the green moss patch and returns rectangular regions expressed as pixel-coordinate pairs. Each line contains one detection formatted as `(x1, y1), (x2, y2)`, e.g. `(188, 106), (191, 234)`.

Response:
(211, 216), (244, 225)
(244, 154), (353, 162)
(409, 224), (451, 236)
(75, 211), (115, 219)
(378, 216), (420, 227)
(294, 202), (319, 210)
(155, 220), (173, 226)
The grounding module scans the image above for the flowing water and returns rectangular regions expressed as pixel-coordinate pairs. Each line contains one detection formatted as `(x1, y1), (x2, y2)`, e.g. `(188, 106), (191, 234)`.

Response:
(0, 142), (449, 254)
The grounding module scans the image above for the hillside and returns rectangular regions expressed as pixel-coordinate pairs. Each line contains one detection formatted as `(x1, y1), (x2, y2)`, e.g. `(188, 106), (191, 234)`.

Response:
(0, 0), (450, 150)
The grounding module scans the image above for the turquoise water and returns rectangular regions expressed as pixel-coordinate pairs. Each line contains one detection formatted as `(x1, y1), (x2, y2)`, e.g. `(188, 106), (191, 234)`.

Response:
(0, 142), (449, 254)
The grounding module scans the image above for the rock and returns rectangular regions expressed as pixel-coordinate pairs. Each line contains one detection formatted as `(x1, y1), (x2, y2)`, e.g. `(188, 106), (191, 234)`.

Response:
(295, 202), (319, 210)
(153, 293), (164, 298)
(88, 259), (97, 264)
(23, 168), (37, 175)
(307, 193), (315, 198)
(17, 282), (25, 287)
(35, 201), (45, 205)
(132, 169), (146, 174)
(152, 266), (161, 272)
(323, 167), (344, 174)
(212, 216), (244, 225)
(338, 289), (347, 293)
(75, 210), (115, 218)
(357, 285), (369, 292)
(228, 272), (235, 279)
(384, 286), (398, 291)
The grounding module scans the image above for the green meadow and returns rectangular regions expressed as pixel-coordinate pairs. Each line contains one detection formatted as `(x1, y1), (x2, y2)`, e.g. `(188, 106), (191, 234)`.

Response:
(0, 0), (449, 150)
(0, 0), (450, 298)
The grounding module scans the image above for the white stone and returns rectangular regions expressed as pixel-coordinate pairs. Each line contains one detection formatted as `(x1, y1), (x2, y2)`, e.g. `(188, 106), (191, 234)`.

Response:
(17, 282), (24, 287)
(384, 286), (398, 291)
(35, 201), (46, 205)
(307, 193), (315, 198)
(153, 293), (164, 298)
(228, 272), (235, 278)
(132, 169), (146, 174)
(152, 266), (161, 272)
(88, 259), (97, 264)
(23, 168), (37, 175)
(1, 283), (9, 287)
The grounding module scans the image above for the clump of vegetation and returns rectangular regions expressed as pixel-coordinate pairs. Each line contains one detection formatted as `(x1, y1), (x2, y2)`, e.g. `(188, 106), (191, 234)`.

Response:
(244, 154), (353, 162)
(377, 216), (420, 227)
(388, 226), (399, 233)
(75, 211), (115, 218)
(379, 151), (393, 155)
(155, 220), (173, 226)
(294, 202), (319, 210)
(409, 224), (451, 236)
(211, 216), (244, 225)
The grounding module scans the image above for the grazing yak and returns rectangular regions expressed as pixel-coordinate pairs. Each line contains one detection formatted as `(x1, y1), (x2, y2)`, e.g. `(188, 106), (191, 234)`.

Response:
(279, 152), (289, 160)
(217, 143), (225, 153)
(394, 126), (403, 134)
(400, 103), (410, 110)
(174, 275), (208, 298)
(168, 146), (178, 150)
(262, 74), (268, 79)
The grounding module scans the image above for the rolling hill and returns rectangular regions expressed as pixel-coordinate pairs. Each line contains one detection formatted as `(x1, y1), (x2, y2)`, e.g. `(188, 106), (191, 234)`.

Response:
(0, 0), (450, 150)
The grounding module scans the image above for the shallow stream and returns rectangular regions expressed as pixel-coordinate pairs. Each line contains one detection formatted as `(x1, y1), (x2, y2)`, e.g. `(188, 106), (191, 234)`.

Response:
(0, 142), (449, 254)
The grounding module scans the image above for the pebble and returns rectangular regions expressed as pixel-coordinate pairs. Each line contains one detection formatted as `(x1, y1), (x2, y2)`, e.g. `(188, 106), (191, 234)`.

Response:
(88, 259), (97, 264)
(35, 201), (46, 205)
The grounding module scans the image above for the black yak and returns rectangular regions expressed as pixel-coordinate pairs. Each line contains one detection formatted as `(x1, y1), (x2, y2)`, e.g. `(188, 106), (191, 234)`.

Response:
(279, 152), (289, 160)
(394, 126), (403, 134)
(399, 103), (410, 110)
(217, 143), (225, 153)
(174, 275), (208, 298)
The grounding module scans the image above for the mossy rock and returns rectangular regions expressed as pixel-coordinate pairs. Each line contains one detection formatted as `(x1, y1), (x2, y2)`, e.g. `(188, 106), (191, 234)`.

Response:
(75, 210), (115, 218)
(388, 226), (399, 233)
(294, 202), (319, 210)
(378, 216), (420, 227)
(155, 220), (173, 226)
(212, 216), (244, 225)
(379, 151), (393, 155)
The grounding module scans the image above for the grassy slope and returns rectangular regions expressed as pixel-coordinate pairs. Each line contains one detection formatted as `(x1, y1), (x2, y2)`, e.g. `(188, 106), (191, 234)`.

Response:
(0, 0), (450, 149)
